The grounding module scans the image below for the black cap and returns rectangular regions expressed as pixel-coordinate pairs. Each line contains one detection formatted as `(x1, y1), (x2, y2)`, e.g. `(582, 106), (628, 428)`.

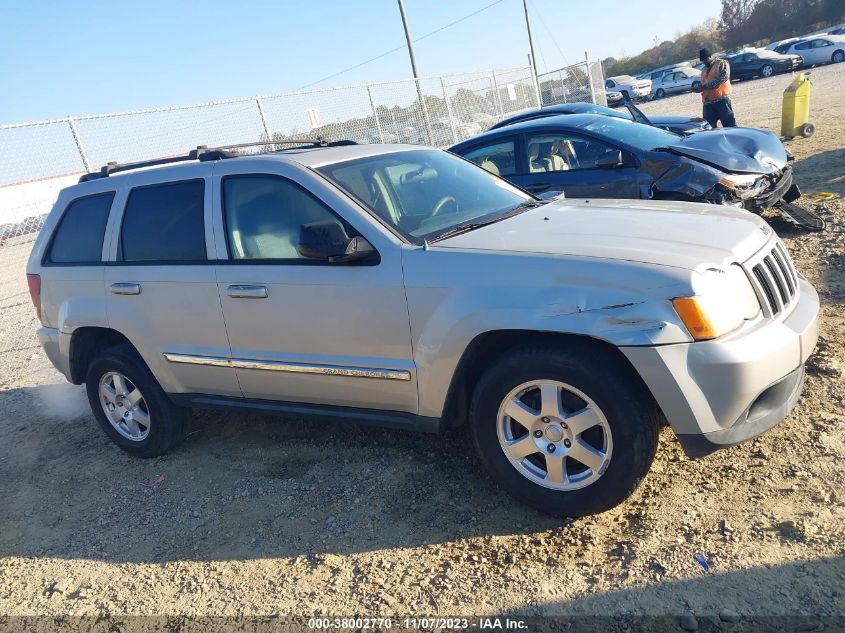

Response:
(699, 48), (711, 61)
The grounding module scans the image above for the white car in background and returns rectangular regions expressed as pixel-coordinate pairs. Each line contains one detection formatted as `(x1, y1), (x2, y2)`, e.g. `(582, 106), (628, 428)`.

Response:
(604, 75), (651, 102)
(785, 35), (845, 66)
(651, 67), (702, 99)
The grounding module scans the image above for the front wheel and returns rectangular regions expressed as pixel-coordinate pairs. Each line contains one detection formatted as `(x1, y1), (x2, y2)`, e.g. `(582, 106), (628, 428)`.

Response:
(761, 64), (774, 77)
(655, 88), (665, 99)
(692, 80), (701, 92)
(469, 345), (659, 517)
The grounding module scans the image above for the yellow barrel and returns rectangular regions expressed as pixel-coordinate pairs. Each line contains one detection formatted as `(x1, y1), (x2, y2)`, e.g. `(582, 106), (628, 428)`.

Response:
(781, 72), (813, 138)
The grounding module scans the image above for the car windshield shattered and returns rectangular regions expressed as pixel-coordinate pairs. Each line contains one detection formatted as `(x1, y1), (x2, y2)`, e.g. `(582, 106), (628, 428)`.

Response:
(317, 149), (534, 242)
(582, 117), (681, 151)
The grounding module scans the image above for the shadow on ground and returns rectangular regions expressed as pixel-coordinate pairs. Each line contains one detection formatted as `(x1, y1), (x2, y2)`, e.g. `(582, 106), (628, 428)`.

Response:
(791, 148), (845, 197)
(0, 381), (562, 563)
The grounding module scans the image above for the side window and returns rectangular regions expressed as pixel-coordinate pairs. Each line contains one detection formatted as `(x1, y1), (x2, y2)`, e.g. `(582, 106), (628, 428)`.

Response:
(526, 134), (618, 173)
(795, 41), (811, 50)
(815, 39), (832, 48)
(120, 180), (206, 262)
(460, 140), (517, 176)
(222, 175), (346, 260)
(46, 192), (115, 264)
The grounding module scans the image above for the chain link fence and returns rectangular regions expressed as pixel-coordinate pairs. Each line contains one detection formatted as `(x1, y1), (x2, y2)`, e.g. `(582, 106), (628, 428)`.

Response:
(537, 60), (607, 107)
(0, 63), (605, 387)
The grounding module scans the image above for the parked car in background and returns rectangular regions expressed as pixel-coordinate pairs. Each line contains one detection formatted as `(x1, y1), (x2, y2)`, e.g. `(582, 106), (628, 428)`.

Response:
(651, 67), (702, 99)
(768, 37), (802, 54)
(827, 26), (845, 36)
(725, 49), (803, 79)
(28, 141), (819, 518)
(785, 35), (845, 66)
(604, 75), (651, 101)
(451, 114), (800, 214)
(605, 90), (624, 107)
(636, 61), (692, 83)
(488, 102), (711, 135)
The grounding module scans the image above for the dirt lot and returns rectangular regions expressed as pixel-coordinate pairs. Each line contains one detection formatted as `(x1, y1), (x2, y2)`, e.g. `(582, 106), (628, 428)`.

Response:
(0, 64), (844, 630)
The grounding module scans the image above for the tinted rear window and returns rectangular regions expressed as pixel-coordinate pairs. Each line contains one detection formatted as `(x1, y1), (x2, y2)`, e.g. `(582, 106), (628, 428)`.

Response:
(120, 180), (206, 262)
(47, 192), (115, 264)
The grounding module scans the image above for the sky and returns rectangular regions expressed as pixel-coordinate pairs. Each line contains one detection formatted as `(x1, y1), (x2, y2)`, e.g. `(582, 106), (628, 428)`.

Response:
(0, 0), (721, 125)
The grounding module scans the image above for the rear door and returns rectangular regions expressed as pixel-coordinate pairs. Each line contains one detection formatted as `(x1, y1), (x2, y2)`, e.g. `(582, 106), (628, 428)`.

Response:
(103, 165), (240, 397)
(210, 159), (417, 413)
(509, 131), (640, 199)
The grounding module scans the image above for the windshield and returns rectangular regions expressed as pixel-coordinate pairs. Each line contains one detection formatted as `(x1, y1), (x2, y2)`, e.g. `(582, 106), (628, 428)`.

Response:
(582, 117), (681, 151)
(317, 149), (532, 242)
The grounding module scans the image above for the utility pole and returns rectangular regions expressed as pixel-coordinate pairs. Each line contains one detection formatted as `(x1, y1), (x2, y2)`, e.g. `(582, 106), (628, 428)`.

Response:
(397, 0), (434, 144)
(520, 0), (542, 94)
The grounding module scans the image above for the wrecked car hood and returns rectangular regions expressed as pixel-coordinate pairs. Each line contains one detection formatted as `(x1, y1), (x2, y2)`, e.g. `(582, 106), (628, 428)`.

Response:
(435, 199), (770, 270)
(668, 127), (788, 174)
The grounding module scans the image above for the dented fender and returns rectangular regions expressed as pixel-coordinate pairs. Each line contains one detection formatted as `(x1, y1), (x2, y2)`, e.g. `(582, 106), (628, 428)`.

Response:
(401, 246), (694, 418)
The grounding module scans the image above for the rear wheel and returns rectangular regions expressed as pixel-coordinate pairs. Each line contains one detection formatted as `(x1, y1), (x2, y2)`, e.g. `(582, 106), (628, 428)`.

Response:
(85, 345), (190, 457)
(832, 50), (845, 63)
(761, 64), (774, 77)
(469, 345), (659, 517)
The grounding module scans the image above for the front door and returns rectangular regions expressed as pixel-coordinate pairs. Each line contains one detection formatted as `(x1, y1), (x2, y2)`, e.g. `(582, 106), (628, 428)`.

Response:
(211, 162), (418, 413)
(510, 132), (640, 199)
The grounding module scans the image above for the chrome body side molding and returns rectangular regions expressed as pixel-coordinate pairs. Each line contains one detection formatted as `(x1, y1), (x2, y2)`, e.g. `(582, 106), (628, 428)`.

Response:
(162, 352), (412, 381)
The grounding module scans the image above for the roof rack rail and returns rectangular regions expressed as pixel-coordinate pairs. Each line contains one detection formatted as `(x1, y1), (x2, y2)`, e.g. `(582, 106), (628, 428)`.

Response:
(78, 138), (358, 183)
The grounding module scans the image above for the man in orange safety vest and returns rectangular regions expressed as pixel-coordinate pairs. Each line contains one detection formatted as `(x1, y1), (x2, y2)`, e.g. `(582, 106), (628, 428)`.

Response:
(698, 48), (737, 128)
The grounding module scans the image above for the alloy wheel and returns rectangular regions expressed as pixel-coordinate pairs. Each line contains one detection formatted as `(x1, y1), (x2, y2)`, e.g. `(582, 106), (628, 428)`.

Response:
(99, 371), (151, 441)
(496, 380), (613, 491)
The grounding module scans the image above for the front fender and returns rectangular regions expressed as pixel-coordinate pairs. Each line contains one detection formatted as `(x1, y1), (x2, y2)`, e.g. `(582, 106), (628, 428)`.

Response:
(402, 248), (693, 417)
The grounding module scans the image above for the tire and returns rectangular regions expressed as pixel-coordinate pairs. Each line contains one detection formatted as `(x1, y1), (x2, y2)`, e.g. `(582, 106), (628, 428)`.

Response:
(800, 122), (815, 137)
(692, 81), (701, 92)
(469, 344), (659, 517)
(85, 344), (190, 457)
(833, 50), (845, 64)
(761, 64), (774, 77)
(655, 88), (665, 99)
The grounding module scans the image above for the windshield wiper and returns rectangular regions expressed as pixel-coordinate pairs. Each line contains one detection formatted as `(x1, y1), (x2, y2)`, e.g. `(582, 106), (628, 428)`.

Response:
(428, 200), (545, 243)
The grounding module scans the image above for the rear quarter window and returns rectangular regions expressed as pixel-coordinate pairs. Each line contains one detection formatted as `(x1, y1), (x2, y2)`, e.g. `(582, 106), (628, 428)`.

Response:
(46, 192), (115, 264)
(119, 180), (206, 262)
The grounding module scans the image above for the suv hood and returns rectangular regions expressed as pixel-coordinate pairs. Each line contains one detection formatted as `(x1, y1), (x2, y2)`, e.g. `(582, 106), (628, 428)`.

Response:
(667, 127), (788, 174)
(435, 199), (770, 270)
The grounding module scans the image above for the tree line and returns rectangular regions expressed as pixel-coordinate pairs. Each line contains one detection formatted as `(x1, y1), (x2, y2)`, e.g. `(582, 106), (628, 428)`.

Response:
(602, 0), (845, 78)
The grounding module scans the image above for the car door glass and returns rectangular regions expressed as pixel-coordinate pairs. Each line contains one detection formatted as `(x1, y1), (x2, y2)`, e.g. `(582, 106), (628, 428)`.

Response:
(526, 134), (616, 172)
(47, 192), (115, 264)
(815, 39), (831, 48)
(222, 175), (350, 260)
(795, 41), (811, 50)
(460, 140), (516, 176)
(120, 180), (205, 262)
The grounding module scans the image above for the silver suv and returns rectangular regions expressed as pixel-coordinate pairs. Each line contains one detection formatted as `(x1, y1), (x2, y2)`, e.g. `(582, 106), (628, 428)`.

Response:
(27, 141), (819, 517)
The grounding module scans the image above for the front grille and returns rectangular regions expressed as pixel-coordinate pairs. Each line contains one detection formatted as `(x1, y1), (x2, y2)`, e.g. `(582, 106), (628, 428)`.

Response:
(745, 240), (799, 317)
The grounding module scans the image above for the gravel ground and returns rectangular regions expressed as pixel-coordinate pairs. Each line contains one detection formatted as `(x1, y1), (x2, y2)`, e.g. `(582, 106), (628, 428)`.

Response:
(0, 63), (843, 629)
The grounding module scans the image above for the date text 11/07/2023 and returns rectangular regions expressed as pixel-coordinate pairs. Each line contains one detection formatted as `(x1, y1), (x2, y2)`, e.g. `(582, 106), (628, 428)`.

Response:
(306, 617), (529, 630)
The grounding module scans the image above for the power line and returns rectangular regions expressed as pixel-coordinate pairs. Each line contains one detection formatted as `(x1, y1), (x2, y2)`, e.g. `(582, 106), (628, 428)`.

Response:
(295, 0), (506, 91)
(527, 0), (570, 70)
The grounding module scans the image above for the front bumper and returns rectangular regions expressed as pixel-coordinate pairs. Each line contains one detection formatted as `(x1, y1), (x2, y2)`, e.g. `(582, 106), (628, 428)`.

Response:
(621, 276), (819, 457)
(747, 167), (797, 210)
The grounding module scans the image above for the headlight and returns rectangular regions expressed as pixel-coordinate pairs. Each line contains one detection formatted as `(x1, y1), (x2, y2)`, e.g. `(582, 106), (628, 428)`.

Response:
(672, 265), (761, 340)
(718, 174), (766, 198)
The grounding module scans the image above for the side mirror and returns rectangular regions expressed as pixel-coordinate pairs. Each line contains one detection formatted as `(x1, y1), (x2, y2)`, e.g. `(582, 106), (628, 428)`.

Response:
(297, 220), (376, 263)
(595, 150), (624, 168)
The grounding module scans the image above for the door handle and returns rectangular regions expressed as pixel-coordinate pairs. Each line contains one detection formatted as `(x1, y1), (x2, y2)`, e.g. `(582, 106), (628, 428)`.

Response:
(227, 284), (268, 299)
(110, 282), (141, 295)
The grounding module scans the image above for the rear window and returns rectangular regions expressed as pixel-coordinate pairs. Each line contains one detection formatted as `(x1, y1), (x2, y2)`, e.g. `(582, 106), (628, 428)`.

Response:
(120, 180), (206, 262)
(47, 192), (115, 264)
